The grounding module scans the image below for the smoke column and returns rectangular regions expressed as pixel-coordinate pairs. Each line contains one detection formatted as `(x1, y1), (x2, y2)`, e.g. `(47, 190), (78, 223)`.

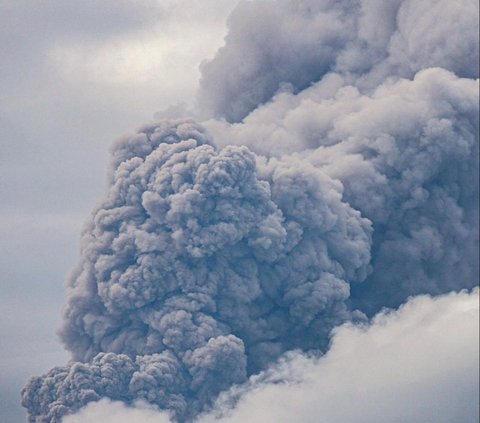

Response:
(22, 0), (479, 422)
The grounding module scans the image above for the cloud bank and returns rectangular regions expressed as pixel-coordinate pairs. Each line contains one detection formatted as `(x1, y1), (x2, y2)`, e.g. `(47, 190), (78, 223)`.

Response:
(22, 0), (478, 422)
(63, 289), (480, 423)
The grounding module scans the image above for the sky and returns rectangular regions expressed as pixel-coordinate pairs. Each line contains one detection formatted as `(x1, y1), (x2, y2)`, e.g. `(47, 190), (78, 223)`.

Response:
(0, 2), (242, 421)
(1, 1), (478, 423)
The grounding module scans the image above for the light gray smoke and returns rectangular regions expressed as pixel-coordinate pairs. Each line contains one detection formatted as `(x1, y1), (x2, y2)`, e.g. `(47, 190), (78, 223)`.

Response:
(198, 0), (479, 122)
(22, 0), (479, 422)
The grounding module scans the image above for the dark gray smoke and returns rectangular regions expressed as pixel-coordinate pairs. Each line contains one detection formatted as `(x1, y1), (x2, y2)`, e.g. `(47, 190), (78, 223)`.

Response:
(22, 0), (479, 422)
(22, 119), (371, 422)
(205, 67), (479, 313)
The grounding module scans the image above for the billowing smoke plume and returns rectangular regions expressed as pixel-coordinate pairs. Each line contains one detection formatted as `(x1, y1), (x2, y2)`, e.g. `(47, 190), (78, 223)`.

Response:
(206, 67), (479, 313)
(198, 0), (479, 122)
(22, 119), (372, 422)
(22, 0), (479, 422)
(200, 0), (479, 313)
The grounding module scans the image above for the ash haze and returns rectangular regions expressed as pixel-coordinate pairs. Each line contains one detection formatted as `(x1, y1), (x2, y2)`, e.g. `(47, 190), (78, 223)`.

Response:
(0, 1), (477, 423)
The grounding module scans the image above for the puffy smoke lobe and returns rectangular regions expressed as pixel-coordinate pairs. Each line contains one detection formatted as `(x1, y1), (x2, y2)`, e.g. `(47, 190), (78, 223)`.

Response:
(22, 119), (371, 421)
(198, 0), (357, 122)
(22, 0), (479, 421)
(206, 67), (479, 313)
(201, 0), (479, 313)
(198, 0), (479, 122)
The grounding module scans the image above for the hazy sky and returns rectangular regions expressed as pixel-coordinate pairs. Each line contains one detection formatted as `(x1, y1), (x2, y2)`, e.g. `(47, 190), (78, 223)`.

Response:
(0, 2), (242, 421)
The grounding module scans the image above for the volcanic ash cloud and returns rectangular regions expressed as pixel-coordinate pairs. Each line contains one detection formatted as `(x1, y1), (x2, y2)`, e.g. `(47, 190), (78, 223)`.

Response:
(21, 0), (479, 421)
(22, 119), (372, 422)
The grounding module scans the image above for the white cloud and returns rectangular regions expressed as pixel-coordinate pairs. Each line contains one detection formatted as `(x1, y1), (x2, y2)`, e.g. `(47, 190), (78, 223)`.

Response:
(63, 400), (172, 423)
(63, 288), (479, 423)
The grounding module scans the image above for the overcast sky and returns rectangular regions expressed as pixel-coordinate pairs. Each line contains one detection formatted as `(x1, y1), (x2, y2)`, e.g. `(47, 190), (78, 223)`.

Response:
(0, 2), (242, 421)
